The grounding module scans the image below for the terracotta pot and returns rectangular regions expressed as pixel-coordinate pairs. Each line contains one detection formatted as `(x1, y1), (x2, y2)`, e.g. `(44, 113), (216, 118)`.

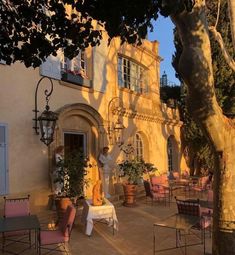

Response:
(122, 184), (137, 207)
(55, 197), (73, 220)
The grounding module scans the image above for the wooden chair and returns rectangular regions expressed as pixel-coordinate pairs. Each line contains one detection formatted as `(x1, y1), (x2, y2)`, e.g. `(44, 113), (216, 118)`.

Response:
(39, 204), (76, 255)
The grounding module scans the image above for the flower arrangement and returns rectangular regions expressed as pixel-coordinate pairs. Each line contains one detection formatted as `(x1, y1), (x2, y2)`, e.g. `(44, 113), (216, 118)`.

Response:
(64, 69), (88, 79)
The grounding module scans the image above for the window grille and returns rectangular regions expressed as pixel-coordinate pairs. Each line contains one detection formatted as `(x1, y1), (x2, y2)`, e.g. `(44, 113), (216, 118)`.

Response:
(135, 133), (144, 160)
(118, 56), (148, 93)
(61, 52), (87, 78)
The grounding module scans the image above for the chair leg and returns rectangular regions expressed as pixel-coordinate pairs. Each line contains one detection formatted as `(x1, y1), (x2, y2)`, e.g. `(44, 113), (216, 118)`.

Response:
(2, 233), (5, 253)
(29, 230), (31, 248)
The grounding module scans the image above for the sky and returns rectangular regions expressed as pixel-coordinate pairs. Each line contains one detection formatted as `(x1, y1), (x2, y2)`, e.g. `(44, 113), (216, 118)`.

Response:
(148, 16), (180, 85)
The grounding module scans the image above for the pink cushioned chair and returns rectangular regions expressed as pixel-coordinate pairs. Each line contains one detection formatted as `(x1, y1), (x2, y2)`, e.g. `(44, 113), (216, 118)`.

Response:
(144, 180), (170, 205)
(190, 176), (211, 197)
(150, 175), (168, 187)
(200, 189), (213, 219)
(2, 195), (31, 252)
(39, 204), (76, 255)
(172, 171), (180, 180)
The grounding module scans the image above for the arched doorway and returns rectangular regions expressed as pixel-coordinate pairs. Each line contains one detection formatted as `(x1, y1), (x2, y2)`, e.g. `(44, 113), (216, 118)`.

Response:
(53, 103), (105, 196)
(167, 135), (179, 172)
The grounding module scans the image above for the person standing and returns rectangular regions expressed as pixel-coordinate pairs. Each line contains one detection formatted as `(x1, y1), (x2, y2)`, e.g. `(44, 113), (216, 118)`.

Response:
(98, 146), (112, 198)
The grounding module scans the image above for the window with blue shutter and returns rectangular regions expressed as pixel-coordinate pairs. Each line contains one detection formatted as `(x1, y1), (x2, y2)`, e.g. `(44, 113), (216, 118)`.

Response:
(0, 124), (8, 195)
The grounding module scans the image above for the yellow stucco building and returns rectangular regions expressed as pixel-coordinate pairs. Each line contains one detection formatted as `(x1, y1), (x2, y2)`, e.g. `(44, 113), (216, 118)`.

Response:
(0, 36), (186, 209)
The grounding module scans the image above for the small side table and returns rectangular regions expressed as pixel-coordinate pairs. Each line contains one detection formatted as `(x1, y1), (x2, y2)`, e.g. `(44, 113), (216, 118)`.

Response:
(81, 198), (118, 236)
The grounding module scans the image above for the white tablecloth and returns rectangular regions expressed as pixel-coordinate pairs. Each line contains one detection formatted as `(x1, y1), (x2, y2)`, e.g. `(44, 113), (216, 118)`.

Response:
(81, 198), (118, 236)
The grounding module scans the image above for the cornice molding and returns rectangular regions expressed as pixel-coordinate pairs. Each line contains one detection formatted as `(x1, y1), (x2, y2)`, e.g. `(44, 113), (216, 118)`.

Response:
(112, 107), (183, 127)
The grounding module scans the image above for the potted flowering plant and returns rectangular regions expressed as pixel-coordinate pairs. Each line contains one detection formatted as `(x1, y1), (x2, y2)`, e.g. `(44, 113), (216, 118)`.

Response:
(118, 159), (156, 206)
(61, 69), (91, 87)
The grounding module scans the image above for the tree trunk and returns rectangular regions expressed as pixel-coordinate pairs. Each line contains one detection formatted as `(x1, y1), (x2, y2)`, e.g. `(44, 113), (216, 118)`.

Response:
(227, 0), (235, 49)
(171, 0), (235, 254)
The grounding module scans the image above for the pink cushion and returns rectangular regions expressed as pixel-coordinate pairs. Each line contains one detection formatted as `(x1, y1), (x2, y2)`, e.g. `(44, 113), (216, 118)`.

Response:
(200, 216), (211, 229)
(151, 175), (168, 186)
(153, 192), (167, 199)
(5, 199), (30, 217)
(192, 186), (204, 192)
(173, 172), (180, 180)
(40, 230), (68, 245)
(181, 171), (189, 179)
(200, 176), (210, 189)
(207, 190), (213, 202)
(200, 207), (213, 216)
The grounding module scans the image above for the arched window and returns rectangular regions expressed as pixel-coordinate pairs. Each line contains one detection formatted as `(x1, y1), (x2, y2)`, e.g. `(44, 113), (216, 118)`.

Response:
(167, 137), (173, 172)
(135, 133), (144, 160)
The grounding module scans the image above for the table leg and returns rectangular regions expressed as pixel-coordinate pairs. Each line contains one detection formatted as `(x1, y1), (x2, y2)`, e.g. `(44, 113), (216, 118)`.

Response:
(153, 225), (156, 255)
(184, 230), (187, 255)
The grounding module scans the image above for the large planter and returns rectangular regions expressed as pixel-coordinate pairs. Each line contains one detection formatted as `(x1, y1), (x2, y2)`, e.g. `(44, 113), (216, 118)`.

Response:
(55, 197), (73, 221)
(123, 184), (137, 207)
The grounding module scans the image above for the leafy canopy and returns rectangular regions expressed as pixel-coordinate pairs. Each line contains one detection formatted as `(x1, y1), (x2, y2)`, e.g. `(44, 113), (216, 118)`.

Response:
(0, 0), (195, 67)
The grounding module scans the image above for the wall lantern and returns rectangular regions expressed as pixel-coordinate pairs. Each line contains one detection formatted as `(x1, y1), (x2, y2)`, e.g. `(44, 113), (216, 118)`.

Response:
(107, 97), (125, 145)
(33, 77), (58, 146)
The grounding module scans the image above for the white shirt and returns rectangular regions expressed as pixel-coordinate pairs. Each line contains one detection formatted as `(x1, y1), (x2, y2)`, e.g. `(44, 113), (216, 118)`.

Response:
(99, 153), (112, 174)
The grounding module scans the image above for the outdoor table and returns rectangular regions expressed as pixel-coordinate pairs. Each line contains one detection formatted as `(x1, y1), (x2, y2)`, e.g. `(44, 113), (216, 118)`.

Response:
(81, 198), (118, 236)
(163, 179), (192, 199)
(153, 213), (204, 255)
(0, 215), (40, 254)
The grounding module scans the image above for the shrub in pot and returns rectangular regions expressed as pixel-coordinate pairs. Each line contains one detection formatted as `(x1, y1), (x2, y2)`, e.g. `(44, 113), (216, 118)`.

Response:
(55, 150), (91, 212)
(118, 159), (156, 206)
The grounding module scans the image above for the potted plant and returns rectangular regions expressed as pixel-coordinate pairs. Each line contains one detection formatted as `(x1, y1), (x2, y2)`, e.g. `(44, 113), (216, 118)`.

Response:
(118, 159), (156, 206)
(54, 150), (91, 212)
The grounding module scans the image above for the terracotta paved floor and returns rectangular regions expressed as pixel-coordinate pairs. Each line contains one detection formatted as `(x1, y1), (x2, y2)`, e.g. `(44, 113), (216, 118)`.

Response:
(0, 195), (212, 255)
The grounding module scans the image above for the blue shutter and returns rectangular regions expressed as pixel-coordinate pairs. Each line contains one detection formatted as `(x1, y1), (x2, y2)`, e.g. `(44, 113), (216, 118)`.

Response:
(0, 124), (8, 195)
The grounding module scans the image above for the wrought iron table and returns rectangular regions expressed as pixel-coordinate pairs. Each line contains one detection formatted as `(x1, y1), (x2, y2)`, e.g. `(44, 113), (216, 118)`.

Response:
(0, 215), (40, 254)
(153, 213), (205, 255)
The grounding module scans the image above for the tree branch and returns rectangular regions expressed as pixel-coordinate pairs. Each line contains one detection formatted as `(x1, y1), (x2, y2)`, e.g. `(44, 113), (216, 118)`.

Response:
(209, 26), (235, 72)
(227, 0), (235, 49)
(215, 0), (221, 28)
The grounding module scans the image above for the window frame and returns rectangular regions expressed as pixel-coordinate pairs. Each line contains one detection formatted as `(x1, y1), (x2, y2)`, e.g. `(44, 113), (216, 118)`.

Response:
(134, 133), (144, 160)
(118, 55), (148, 94)
(61, 51), (87, 79)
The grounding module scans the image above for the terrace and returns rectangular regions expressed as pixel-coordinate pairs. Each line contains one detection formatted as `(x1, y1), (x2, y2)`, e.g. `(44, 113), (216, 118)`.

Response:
(0, 191), (212, 255)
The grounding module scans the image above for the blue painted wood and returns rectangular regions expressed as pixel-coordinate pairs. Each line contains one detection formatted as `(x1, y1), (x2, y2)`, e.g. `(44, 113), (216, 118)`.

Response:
(0, 123), (8, 195)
